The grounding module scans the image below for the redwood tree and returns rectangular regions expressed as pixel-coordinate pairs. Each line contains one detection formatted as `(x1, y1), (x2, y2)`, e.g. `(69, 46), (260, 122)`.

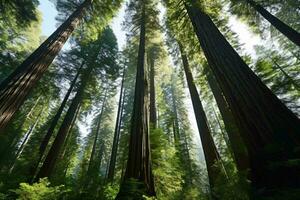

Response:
(30, 64), (82, 179)
(206, 68), (249, 172)
(107, 68), (126, 183)
(117, 0), (157, 198)
(0, 0), (92, 132)
(36, 66), (90, 179)
(179, 43), (221, 188)
(245, 0), (300, 47)
(184, 0), (300, 191)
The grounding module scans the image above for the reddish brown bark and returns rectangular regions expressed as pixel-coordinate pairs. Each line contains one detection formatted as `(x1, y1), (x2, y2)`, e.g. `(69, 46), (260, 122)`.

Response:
(107, 69), (126, 183)
(185, 2), (300, 190)
(0, 0), (91, 132)
(148, 55), (157, 128)
(117, 2), (155, 198)
(36, 66), (92, 180)
(30, 64), (82, 180)
(179, 43), (221, 187)
(206, 70), (249, 172)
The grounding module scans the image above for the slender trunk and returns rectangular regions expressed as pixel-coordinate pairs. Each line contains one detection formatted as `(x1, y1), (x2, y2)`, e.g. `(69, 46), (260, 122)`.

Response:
(95, 143), (105, 175)
(0, 0), (91, 132)
(59, 106), (81, 160)
(36, 66), (92, 180)
(170, 77), (180, 143)
(246, 0), (300, 47)
(117, 2), (155, 198)
(272, 60), (300, 90)
(149, 56), (157, 128)
(0, 95), (41, 170)
(108, 70), (126, 183)
(9, 106), (44, 174)
(207, 71), (249, 171)
(185, 3), (300, 190)
(30, 64), (82, 180)
(179, 44), (221, 188)
(172, 120), (178, 144)
(211, 107), (230, 148)
(86, 88), (108, 178)
(182, 131), (193, 185)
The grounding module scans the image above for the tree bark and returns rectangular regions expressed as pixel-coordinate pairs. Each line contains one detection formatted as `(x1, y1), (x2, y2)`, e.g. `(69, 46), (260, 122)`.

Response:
(185, 2), (300, 190)
(246, 0), (300, 47)
(0, 0), (91, 132)
(206, 70), (249, 171)
(36, 66), (92, 180)
(179, 43), (221, 188)
(107, 69), (126, 183)
(117, 2), (155, 198)
(59, 105), (81, 160)
(30, 63), (83, 180)
(149, 56), (157, 128)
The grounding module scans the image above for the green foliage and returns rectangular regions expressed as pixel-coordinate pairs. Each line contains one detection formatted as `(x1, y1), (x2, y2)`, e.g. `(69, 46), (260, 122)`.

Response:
(151, 128), (183, 199)
(117, 179), (150, 200)
(103, 184), (119, 200)
(213, 160), (250, 200)
(0, 0), (299, 199)
(52, 0), (122, 42)
(12, 178), (67, 200)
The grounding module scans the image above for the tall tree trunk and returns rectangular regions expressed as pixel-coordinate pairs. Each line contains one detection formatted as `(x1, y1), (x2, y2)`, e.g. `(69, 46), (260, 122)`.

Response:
(30, 63), (82, 180)
(179, 43), (221, 188)
(0, 0), (91, 132)
(206, 70), (249, 171)
(182, 128), (193, 186)
(86, 87), (108, 181)
(272, 60), (300, 90)
(117, 3), (155, 198)
(9, 106), (44, 174)
(36, 66), (92, 180)
(170, 75), (180, 143)
(185, 2), (300, 191)
(149, 56), (157, 128)
(59, 106), (81, 160)
(107, 69), (126, 183)
(246, 0), (300, 47)
(0, 95), (42, 169)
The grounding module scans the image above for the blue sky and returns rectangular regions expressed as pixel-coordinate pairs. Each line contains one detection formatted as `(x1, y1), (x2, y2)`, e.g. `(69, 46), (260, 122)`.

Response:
(37, 0), (261, 149)
(38, 1), (57, 36)
(38, 0), (127, 49)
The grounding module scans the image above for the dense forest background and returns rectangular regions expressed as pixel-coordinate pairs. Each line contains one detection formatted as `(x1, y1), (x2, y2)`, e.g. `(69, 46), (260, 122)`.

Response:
(0, 0), (299, 199)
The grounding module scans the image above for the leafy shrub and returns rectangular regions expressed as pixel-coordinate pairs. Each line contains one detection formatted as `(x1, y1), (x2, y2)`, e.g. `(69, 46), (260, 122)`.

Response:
(12, 178), (67, 200)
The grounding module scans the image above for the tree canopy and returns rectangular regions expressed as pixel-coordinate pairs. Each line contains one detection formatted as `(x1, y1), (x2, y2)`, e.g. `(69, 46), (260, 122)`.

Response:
(0, 0), (299, 199)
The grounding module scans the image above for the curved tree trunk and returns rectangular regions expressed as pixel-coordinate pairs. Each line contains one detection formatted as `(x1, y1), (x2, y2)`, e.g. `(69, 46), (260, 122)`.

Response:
(107, 69), (126, 183)
(185, 2), (300, 191)
(36, 66), (92, 180)
(179, 43), (221, 189)
(246, 0), (300, 47)
(0, 0), (91, 132)
(117, 2), (155, 198)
